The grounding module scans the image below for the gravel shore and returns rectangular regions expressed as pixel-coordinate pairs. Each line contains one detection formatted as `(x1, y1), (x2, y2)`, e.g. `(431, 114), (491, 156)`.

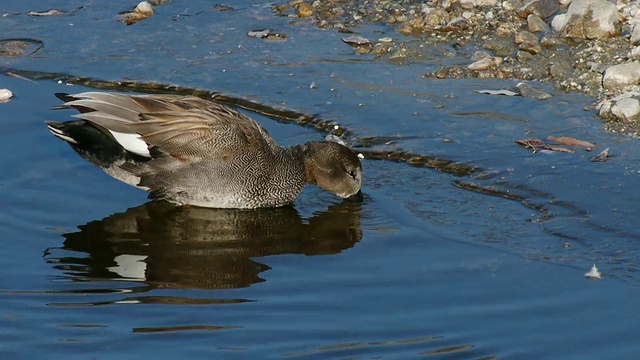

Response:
(303, 0), (640, 136)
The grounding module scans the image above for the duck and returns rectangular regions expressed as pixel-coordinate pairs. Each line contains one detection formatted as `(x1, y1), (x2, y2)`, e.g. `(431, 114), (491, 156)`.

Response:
(46, 92), (363, 208)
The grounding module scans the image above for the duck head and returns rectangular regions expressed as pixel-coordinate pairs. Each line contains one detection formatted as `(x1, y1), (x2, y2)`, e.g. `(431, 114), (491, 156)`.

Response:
(303, 142), (363, 200)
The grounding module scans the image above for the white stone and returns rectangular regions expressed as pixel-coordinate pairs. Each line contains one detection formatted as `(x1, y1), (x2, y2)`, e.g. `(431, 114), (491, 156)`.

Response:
(502, 1), (516, 11)
(477, 0), (498, 6)
(631, 25), (640, 45)
(611, 97), (640, 121)
(559, 0), (573, 5)
(468, 56), (503, 70)
(134, 1), (154, 14)
(0, 88), (13, 102)
(551, 13), (569, 33)
(630, 46), (640, 60)
(603, 61), (640, 90)
(460, 0), (476, 9)
(598, 100), (613, 117)
(552, 0), (621, 39)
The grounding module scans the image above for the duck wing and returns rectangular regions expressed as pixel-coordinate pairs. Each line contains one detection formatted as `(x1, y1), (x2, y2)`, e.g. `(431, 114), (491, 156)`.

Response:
(57, 92), (278, 162)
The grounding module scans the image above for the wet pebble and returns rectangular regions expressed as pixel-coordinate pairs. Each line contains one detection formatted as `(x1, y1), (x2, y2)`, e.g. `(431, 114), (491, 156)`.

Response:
(515, 82), (553, 99)
(248, 29), (270, 38)
(295, 1), (314, 18)
(389, 48), (407, 60)
(341, 35), (371, 46)
(248, 29), (287, 40)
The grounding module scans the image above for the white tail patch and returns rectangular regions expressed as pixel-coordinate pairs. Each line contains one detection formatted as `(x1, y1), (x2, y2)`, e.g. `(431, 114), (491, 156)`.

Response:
(109, 130), (151, 157)
(47, 125), (79, 144)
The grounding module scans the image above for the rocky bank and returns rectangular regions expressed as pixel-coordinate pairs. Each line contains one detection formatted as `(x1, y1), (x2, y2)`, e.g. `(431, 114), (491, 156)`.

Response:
(300, 0), (640, 136)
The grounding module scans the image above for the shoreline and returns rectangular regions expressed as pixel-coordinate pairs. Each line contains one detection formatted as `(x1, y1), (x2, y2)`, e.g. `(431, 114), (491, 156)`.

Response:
(306, 0), (640, 136)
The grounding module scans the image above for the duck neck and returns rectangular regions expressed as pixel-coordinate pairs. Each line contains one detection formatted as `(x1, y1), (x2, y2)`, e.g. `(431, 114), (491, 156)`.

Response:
(286, 144), (316, 186)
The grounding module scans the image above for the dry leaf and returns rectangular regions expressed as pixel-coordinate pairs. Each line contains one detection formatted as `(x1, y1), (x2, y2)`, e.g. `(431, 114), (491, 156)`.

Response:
(546, 145), (575, 153)
(514, 138), (574, 154)
(476, 89), (519, 96)
(547, 136), (595, 148)
(341, 36), (371, 46)
(27, 9), (66, 16)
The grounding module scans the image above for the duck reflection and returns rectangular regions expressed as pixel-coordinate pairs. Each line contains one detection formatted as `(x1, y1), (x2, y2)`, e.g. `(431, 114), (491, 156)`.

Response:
(47, 201), (362, 289)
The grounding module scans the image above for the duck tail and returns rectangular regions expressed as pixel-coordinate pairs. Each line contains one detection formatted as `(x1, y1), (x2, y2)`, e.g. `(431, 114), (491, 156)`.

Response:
(46, 119), (149, 189)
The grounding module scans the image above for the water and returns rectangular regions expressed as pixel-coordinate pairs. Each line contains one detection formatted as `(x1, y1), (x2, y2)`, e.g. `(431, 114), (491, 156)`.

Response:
(2, 1), (640, 359)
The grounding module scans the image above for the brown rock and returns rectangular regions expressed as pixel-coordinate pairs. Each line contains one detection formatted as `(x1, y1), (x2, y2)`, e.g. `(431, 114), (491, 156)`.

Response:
(549, 63), (570, 78)
(517, 50), (534, 62)
(296, 2), (314, 18)
(517, 0), (559, 19)
(423, 8), (450, 29)
(496, 22), (521, 36)
(519, 42), (542, 54)
(527, 14), (550, 33)
(515, 30), (539, 44)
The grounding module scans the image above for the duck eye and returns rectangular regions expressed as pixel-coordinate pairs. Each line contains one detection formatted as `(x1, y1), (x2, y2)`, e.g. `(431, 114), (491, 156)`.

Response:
(347, 169), (357, 179)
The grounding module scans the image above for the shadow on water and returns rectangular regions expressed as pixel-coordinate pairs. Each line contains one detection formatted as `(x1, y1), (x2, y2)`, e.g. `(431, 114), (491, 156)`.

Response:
(44, 200), (362, 293)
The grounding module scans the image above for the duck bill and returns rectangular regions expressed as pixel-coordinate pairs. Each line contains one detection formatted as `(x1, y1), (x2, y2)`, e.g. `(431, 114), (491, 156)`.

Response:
(346, 190), (363, 202)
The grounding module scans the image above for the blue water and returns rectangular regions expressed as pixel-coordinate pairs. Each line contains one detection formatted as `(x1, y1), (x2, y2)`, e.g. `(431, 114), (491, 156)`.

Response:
(2, 1), (640, 359)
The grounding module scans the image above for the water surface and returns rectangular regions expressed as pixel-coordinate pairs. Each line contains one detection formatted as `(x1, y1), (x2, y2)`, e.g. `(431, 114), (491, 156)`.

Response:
(1, 1), (639, 359)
